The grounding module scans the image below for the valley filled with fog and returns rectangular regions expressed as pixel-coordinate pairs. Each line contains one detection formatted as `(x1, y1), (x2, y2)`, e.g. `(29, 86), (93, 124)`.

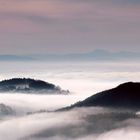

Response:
(0, 61), (140, 140)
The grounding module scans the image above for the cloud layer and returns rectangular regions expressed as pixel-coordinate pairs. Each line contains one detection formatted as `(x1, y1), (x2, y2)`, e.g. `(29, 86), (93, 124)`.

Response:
(0, 105), (140, 140)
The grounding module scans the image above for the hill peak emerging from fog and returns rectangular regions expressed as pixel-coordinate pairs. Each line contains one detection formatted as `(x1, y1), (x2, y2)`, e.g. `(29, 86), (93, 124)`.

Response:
(0, 78), (69, 94)
(62, 82), (140, 110)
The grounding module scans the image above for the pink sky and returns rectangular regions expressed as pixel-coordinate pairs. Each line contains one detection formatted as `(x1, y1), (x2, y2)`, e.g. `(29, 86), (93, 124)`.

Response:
(0, 0), (140, 54)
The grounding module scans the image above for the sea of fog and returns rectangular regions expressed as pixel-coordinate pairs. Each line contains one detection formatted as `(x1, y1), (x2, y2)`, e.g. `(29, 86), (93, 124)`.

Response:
(0, 61), (140, 140)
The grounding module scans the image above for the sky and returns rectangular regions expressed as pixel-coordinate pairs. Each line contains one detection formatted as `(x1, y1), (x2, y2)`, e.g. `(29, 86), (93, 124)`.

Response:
(0, 0), (140, 54)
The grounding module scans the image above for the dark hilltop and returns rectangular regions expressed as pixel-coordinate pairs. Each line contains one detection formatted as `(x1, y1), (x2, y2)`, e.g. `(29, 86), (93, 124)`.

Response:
(0, 78), (69, 94)
(60, 82), (140, 110)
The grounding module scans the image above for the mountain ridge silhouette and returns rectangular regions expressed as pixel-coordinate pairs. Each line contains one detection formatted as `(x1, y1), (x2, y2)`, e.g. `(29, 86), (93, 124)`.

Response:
(0, 78), (69, 94)
(59, 82), (140, 111)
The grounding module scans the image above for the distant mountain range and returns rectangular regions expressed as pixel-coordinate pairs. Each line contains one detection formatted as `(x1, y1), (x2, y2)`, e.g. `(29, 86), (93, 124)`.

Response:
(0, 50), (140, 61)
(0, 55), (34, 61)
(59, 82), (140, 110)
(0, 78), (69, 94)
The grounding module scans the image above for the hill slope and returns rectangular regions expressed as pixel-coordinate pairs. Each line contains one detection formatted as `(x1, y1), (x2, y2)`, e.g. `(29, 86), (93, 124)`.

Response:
(62, 82), (140, 110)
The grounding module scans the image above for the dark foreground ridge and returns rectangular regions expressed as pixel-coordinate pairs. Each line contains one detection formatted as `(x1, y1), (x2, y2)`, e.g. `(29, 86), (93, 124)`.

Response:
(60, 82), (140, 110)
(0, 78), (69, 94)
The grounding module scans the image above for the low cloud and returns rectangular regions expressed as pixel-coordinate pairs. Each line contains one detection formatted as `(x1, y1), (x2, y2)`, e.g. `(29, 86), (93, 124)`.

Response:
(0, 104), (139, 140)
